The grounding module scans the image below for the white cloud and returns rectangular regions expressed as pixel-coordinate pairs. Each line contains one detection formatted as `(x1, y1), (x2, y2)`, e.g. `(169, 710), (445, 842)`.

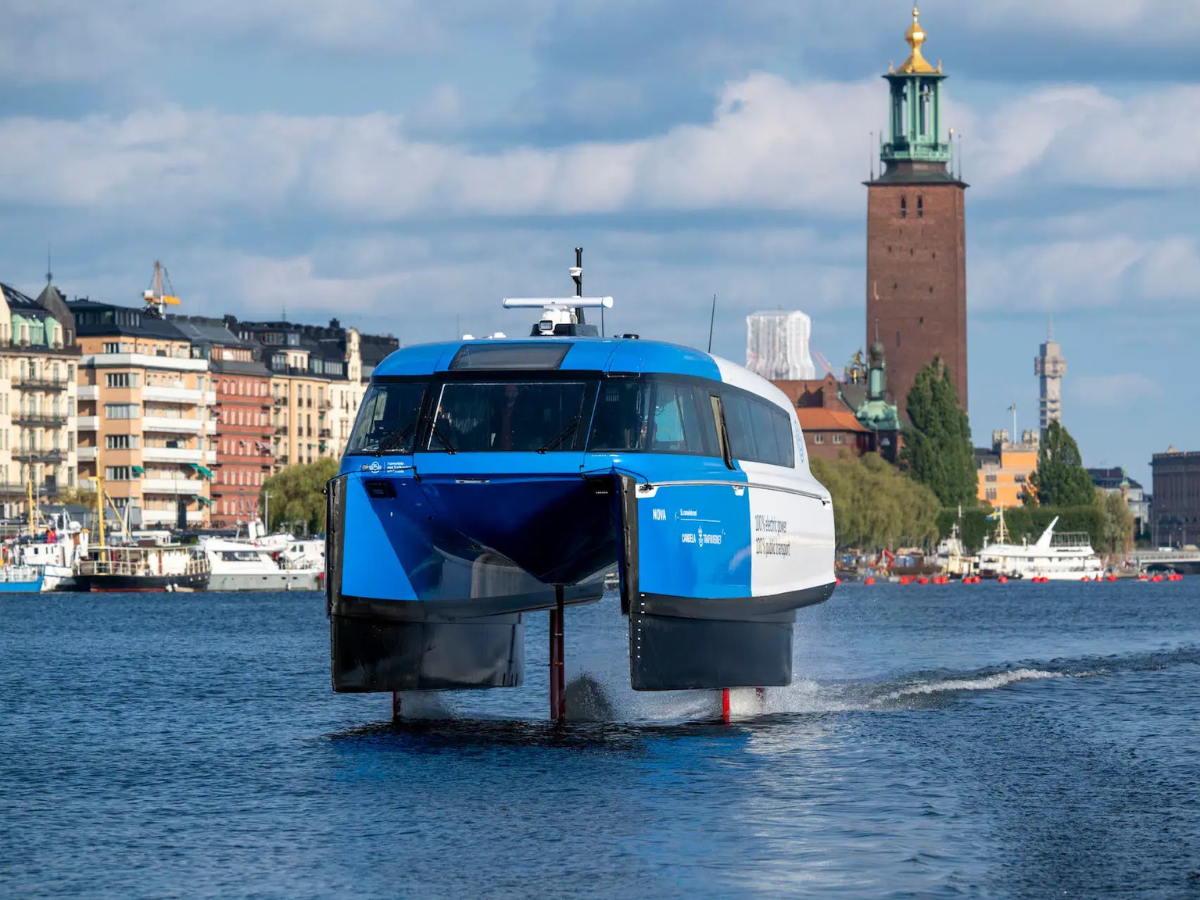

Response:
(1, 76), (1197, 226)
(970, 234), (1200, 312)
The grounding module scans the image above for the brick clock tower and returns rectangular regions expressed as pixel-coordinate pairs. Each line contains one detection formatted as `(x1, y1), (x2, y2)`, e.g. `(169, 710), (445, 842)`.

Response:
(866, 7), (968, 416)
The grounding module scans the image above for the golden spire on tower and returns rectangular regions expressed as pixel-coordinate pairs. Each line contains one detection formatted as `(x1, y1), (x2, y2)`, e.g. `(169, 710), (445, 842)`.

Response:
(898, 6), (937, 74)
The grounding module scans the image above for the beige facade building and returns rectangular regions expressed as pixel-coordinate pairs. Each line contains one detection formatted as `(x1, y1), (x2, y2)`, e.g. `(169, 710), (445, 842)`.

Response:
(70, 298), (214, 528)
(0, 283), (80, 516)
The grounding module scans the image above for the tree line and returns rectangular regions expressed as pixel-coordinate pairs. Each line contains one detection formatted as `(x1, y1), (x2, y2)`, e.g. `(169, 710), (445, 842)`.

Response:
(812, 357), (1133, 556)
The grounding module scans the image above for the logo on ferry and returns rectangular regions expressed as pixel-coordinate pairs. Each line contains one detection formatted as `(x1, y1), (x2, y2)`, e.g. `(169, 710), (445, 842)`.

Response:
(368, 460), (382, 474)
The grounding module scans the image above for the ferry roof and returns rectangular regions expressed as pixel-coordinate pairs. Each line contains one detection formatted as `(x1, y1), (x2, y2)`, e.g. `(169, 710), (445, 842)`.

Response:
(372, 337), (723, 383)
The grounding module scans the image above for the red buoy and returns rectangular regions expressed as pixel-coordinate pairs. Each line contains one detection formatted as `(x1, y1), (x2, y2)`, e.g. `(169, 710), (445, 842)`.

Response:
(864, 576), (875, 585)
(998, 576), (1008, 584)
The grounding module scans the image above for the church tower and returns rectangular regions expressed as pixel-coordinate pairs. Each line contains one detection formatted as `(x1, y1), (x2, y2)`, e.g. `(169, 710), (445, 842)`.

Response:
(865, 7), (968, 416)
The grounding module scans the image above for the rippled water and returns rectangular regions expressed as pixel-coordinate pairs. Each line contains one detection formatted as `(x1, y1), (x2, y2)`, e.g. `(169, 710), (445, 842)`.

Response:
(2, 582), (1199, 898)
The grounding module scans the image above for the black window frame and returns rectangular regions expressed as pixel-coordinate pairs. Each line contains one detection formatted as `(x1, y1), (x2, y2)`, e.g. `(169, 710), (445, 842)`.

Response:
(718, 385), (796, 469)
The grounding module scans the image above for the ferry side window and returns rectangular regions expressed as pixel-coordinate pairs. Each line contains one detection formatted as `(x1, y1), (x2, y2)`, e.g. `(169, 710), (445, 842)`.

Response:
(722, 392), (760, 462)
(722, 391), (794, 467)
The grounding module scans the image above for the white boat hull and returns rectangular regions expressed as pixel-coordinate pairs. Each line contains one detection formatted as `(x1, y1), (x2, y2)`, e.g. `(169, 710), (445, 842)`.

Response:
(207, 570), (320, 592)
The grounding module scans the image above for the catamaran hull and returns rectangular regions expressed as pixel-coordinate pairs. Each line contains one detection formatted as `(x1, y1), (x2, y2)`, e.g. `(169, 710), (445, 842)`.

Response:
(326, 460), (835, 693)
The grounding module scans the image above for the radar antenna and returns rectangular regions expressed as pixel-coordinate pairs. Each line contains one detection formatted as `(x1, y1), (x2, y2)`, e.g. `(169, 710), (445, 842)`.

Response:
(502, 248), (613, 338)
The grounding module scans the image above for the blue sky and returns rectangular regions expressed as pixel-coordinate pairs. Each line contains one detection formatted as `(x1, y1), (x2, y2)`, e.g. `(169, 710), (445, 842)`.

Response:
(2, 0), (1198, 484)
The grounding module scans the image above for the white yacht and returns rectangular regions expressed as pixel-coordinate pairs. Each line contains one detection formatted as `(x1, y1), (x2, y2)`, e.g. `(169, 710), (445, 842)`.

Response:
(978, 515), (1102, 581)
(201, 538), (322, 591)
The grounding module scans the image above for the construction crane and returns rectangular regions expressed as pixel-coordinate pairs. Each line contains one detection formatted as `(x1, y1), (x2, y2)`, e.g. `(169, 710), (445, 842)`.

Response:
(143, 260), (181, 317)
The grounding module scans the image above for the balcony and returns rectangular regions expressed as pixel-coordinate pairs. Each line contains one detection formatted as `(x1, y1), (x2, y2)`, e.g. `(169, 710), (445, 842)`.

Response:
(275, 425), (289, 435)
(77, 447), (97, 461)
(273, 396), (287, 406)
(14, 377), (68, 392)
(77, 416), (99, 431)
(77, 385), (99, 401)
(318, 428), (332, 438)
(141, 509), (207, 526)
(141, 446), (205, 465)
(13, 449), (66, 463)
(143, 416), (216, 435)
(142, 387), (215, 405)
(12, 412), (68, 427)
(81, 352), (206, 372)
(141, 477), (208, 495)
(0, 481), (61, 497)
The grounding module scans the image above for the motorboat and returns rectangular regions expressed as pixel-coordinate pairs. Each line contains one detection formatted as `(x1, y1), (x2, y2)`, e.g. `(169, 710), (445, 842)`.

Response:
(325, 256), (836, 717)
(935, 521), (977, 579)
(0, 565), (44, 592)
(978, 514), (1102, 581)
(201, 538), (321, 591)
(75, 537), (211, 592)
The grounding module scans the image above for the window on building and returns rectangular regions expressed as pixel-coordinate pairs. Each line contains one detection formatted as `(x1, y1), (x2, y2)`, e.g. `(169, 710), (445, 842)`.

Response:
(1015, 474), (1027, 484)
(985, 474), (997, 483)
(985, 488), (997, 501)
(917, 196), (924, 218)
(105, 372), (141, 388)
(102, 342), (121, 354)
(105, 466), (134, 481)
(106, 434), (140, 450)
(900, 196), (907, 218)
(833, 434), (844, 444)
(104, 404), (140, 420)
(814, 434), (825, 444)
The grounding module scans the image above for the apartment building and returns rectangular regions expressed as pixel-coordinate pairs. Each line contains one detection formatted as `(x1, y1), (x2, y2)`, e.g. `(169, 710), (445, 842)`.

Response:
(170, 317), (272, 527)
(976, 429), (1039, 507)
(228, 318), (397, 470)
(0, 283), (81, 516)
(69, 298), (214, 528)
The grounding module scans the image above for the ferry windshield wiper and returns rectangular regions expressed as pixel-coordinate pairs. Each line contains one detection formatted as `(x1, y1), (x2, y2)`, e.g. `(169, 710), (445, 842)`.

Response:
(537, 421), (578, 454)
(431, 423), (458, 454)
(373, 422), (415, 455)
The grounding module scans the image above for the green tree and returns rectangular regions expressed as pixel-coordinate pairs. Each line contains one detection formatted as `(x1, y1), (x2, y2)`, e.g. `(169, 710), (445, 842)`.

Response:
(901, 357), (977, 508)
(1094, 487), (1134, 563)
(261, 458), (339, 534)
(1029, 420), (1094, 507)
(811, 452), (939, 550)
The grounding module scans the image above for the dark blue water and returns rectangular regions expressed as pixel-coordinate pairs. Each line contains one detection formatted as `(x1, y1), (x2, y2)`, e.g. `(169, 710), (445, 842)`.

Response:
(3, 583), (1200, 899)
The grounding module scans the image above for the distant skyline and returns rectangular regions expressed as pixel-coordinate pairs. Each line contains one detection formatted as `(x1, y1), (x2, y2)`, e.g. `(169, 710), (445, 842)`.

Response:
(2, 1), (1198, 483)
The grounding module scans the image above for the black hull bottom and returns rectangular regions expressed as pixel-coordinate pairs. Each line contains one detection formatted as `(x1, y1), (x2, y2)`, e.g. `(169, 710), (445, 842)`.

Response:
(331, 613), (524, 692)
(75, 573), (211, 593)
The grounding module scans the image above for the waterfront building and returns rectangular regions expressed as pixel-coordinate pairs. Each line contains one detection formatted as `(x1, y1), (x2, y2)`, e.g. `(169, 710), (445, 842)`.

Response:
(976, 430), (1039, 507)
(774, 374), (872, 461)
(746, 311), (816, 381)
(1088, 467), (1149, 537)
(0, 282), (81, 516)
(1150, 448), (1200, 547)
(1035, 322), (1065, 432)
(69, 298), (214, 528)
(865, 7), (968, 416)
(170, 317), (272, 527)
(229, 318), (397, 470)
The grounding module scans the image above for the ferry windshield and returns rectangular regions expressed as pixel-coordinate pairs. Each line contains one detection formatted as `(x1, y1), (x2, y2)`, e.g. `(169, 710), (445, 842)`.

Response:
(428, 381), (590, 453)
(346, 381), (428, 454)
(587, 378), (720, 457)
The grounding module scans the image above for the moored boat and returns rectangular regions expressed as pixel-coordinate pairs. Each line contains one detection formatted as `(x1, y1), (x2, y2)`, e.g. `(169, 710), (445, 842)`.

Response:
(978, 513), (1102, 581)
(200, 538), (320, 591)
(75, 540), (210, 592)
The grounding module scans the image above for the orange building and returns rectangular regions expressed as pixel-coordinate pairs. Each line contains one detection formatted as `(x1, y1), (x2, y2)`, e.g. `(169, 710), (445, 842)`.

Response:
(976, 429), (1039, 506)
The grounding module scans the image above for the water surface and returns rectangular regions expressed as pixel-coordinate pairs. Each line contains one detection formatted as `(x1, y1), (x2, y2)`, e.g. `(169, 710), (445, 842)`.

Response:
(2, 582), (1198, 898)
